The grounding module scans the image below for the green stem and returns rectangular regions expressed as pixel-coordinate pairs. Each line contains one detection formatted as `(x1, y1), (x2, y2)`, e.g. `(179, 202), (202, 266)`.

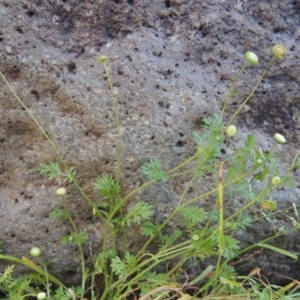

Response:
(103, 62), (121, 182)
(119, 150), (199, 207)
(0, 71), (97, 210)
(136, 163), (260, 264)
(232, 230), (286, 258)
(111, 245), (192, 300)
(105, 150), (202, 236)
(42, 263), (51, 300)
(184, 164), (259, 207)
(0, 255), (65, 288)
(288, 148), (300, 176)
(62, 197), (86, 300)
(135, 155), (208, 258)
(226, 56), (276, 127)
(216, 162), (224, 272)
(100, 225), (110, 300)
(221, 62), (248, 118)
(225, 184), (272, 223)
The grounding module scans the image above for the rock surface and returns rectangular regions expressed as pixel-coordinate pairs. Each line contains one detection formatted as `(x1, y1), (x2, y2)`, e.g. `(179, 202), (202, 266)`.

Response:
(0, 0), (299, 287)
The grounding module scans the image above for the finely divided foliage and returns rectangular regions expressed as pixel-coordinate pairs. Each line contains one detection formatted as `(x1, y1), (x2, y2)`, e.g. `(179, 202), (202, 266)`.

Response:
(1, 45), (300, 299)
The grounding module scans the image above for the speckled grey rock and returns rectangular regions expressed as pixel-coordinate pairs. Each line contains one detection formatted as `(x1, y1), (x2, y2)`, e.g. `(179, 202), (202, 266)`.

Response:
(0, 0), (299, 287)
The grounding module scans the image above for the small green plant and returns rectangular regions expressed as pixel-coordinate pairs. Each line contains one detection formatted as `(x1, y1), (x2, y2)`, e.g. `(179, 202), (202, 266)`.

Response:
(0, 44), (300, 300)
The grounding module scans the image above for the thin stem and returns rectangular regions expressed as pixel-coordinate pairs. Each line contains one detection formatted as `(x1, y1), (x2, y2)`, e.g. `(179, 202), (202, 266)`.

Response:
(221, 62), (248, 118)
(226, 56), (276, 127)
(111, 245), (192, 300)
(184, 164), (259, 207)
(225, 185), (270, 223)
(135, 161), (260, 262)
(216, 162), (224, 272)
(177, 170), (198, 207)
(100, 224), (110, 300)
(0, 255), (66, 287)
(103, 62), (121, 182)
(42, 264), (50, 300)
(61, 197), (86, 300)
(233, 230), (285, 257)
(105, 150), (202, 231)
(0, 71), (98, 299)
(135, 149), (212, 258)
(167, 151), (200, 175)
(0, 72), (63, 164)
(0, 71), (97, 210)
(122, 150), (200, 204)
(287, 148), (300, 176)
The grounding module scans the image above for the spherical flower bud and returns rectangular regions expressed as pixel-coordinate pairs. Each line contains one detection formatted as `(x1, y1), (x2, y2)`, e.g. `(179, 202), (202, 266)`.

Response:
(56, 187), (67, 196)
(272, 45), (287, 59)
(192, 234), (199, 241)
(98, 55), (108, 64)
(274, 133), (286, 144)
(245, 51), (259, 65)
(271, 176), (281, 185)
(256, 159), (263, 165)
(30, 247), (42, 258)
(37, 292), (47, 300)
(226, 125), (237, 137)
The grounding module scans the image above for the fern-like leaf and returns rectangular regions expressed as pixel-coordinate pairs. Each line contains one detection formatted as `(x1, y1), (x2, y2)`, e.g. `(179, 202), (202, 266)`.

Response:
(138, 271), (171, 298)
(203, 113), (223, 131)
(159, 229), (182, 247)
(94, 175), (121, 200)
(38, 162), (63, 180)
(212, 235), (240, 259)
(61, 231), (88, 246)
(124, 202), (154, 227)
(141, 159), (168, 182)
(64, 166), (76, 183)
(93, 250), (116, 274)
(141, 221), (161, 237)
(38, 162), (76, 183)
(50, 208), (71, 220)
(0, 265), (14, 284)
(111, 252), (138, 280)
(178, 205), (208, 226)
(54, 286), (78, 300)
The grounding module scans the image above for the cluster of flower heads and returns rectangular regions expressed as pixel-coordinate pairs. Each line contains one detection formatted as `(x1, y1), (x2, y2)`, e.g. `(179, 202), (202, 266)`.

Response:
(226, 45), (288, 213)
(245, 44), (287, 65)
(226, 124), (286, 145)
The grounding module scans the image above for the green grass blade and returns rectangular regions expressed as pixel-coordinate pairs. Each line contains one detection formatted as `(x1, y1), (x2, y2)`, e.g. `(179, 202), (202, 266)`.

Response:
(257, 242), (297, 259)
(187, 265), (214, 286)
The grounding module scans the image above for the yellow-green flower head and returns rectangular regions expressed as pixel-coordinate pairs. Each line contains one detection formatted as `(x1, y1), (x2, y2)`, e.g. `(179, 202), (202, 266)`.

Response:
(30, 247), (42, 257)
(271, 176), (281, 185)
(192, 234), (199, 241)
(272, 45), (287, 59)
(226, 125), (237, 137)
(261, 200), (276, 211)
(37, 292), (47, 300)
(98, 55), (108, 64)
(256, 159), (263, 165)
(274, 133), (286, 144)
(56, 187), (67, 196)
(245, 51), (259, 65)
